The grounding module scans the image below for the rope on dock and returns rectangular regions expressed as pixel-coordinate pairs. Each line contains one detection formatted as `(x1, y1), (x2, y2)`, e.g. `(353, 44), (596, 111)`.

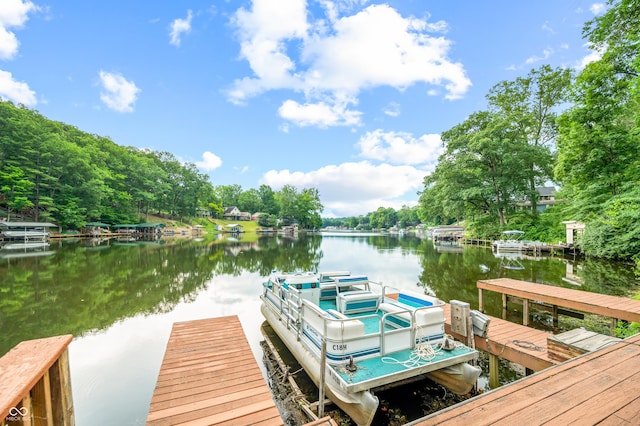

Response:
(490, 339), (545, 358)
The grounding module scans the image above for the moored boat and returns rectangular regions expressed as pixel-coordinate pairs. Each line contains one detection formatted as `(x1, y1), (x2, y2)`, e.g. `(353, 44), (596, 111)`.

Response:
(492, 230), (526, 252)
(260, 270), (481, 426)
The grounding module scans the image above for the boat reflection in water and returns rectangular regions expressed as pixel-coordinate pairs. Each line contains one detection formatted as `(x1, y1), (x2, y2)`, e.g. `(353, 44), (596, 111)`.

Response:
(0, 241), (54, 259)
(260, 270), (481, 426)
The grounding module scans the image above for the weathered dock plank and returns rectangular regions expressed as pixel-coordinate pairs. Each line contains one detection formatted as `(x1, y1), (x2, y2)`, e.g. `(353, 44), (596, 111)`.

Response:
(146, 316), (282, 426)
(413, 334), (640, 425)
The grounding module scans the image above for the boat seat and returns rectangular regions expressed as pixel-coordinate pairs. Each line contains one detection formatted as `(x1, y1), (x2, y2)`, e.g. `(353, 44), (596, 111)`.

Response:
(379, 302), (445, 328)
(320, 282), (338, 300)
(337, 290), (380, 314)
(325, 309), (365, 340)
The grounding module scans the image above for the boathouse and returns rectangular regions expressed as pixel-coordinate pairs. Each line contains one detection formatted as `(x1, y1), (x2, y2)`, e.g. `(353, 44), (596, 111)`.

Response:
(431, 225), (465, 242)
(0, 221), (57, 242)
(224, 223), (243, 233)
(84, 222), (111, 235)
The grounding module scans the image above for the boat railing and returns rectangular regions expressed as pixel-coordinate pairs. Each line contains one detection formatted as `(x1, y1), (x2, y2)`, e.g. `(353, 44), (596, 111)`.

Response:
(299, 297), (438, 360)
(301, 301), (383, 360)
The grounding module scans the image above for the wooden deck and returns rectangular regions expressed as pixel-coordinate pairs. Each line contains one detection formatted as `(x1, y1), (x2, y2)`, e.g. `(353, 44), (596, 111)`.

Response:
(146, 316), (283, 426)
(443, 304), (558, 373)
(477, 278), (640, 324)
(413, 333), (640, 425)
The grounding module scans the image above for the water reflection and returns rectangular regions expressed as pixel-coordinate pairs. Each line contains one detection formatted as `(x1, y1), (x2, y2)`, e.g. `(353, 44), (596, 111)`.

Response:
(0, 234), (637, 425)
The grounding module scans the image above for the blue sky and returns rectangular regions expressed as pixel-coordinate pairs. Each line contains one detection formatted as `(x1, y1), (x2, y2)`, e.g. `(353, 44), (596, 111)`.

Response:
(1, 1), (605, 217)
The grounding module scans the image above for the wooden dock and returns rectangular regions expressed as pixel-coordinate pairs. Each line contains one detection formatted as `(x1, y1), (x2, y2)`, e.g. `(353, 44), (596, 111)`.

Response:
(412, 333), (640, 425)
(146, 316), (283, 426)
(443, 304), (558, 373)
(478, 277), (640, 327)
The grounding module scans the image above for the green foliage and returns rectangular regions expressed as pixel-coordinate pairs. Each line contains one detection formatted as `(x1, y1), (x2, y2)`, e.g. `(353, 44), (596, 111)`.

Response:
(212, 183), (324, 229)
(322, 206), (420, 230)
(421, 65), (570, 229)
(258, 213), (277, 227)
(579, 191), (640, 259)
(415, 2), (640, 261)
(615, 288), (640, 339)
(0, 101), (217, 226)
(551, 0), (640, 260)
(615, 321), (640, 338)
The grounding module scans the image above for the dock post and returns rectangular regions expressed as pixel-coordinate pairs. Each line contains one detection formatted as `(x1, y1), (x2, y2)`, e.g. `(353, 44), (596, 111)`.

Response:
(523, 299), (529, 326)
(489, 353), (500, 389)
(502, 294), (507, 320)
(318, 340), (327, 418)
(478, 288), (484, 312)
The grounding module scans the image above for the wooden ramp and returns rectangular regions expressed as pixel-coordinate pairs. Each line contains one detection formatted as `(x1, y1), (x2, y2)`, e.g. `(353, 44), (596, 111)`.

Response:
(478, 278), (640, 323)
(146, 316), (283, 426)
(413, 333), (640, 425)
(443, 304), (557, 372)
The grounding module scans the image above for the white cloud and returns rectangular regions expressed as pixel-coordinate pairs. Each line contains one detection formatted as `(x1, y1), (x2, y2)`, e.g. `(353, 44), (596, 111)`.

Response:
(98, 71), (140, 113)
(383, 102), (400, 117)
(0, 0), (38, 60)
(169, 9), (193, 47)
(357, 130), (442, 165)
(576, 42), (603, 70)
(229, 2), (470, 128)
(541, 22), (556, 35)
(278, 98), (362, 127)
(195, 151), (223, 171)
(590, 3), (607, 15)
(261, 161), (427, 216)
(525, 47), (553, 65)
(0, 68), (36, 105)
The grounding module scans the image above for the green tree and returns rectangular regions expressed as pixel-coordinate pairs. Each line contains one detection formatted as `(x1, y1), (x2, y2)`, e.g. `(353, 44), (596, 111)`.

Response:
(258, 184), (279, 215)
(0, 165), (34, 220)
(276, 185), (298, 225)
(397, 205), (420, 228)
(554, 0), (640, 259)
(258, 213), (277, 228)
(295, 188), (323, 229)
(425, 111), (529, 226)
(215, 184), (243, 208)
(237, 188), (262, 213)
(487, 65), (571, 213)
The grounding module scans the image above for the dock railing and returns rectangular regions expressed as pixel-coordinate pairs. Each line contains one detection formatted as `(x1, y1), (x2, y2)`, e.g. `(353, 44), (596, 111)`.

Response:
(0, 335), (75, 426)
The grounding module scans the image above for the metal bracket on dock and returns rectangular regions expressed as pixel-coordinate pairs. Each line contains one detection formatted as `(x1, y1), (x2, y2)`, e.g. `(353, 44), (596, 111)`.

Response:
(470, 310), (491, 337)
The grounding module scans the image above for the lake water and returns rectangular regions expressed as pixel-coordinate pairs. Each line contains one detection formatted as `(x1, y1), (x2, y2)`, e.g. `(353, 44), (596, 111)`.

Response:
(1, 232), (637, 425)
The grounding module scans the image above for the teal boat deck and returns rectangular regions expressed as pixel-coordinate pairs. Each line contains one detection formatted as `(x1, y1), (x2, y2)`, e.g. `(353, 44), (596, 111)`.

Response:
(331, 345), (477, 393)
(318, 297), (477, 393)
(319, 300), (393, 334)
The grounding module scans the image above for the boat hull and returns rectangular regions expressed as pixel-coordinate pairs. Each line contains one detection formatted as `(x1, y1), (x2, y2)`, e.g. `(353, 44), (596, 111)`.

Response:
(261, 302), (379, 426)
